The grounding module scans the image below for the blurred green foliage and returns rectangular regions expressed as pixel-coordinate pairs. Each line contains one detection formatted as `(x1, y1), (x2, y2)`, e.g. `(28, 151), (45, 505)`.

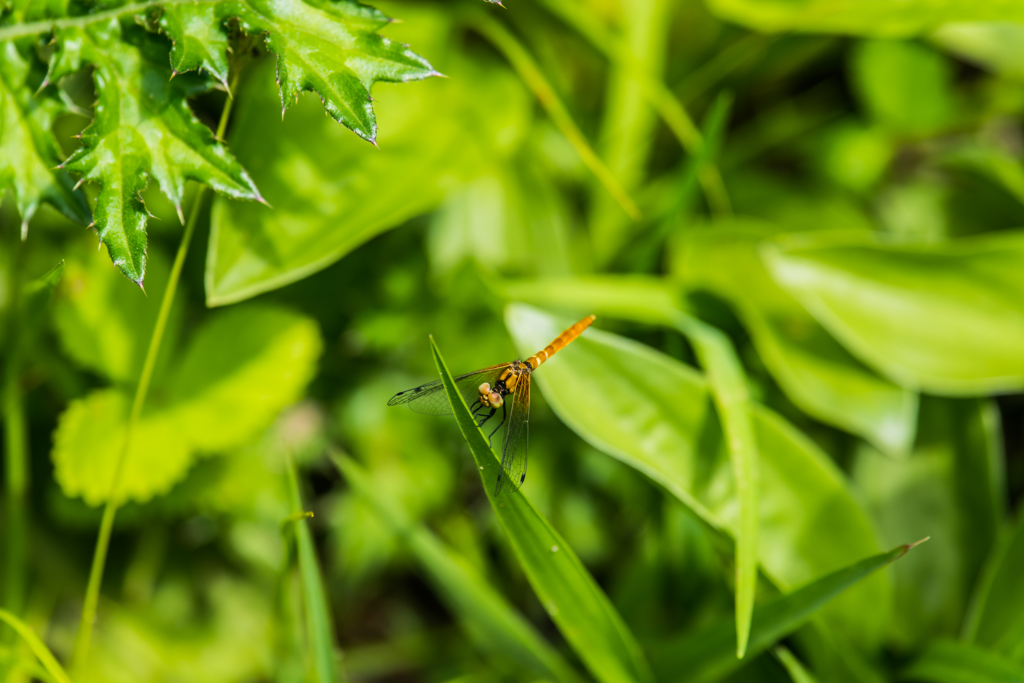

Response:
(2, 0), (1024, 682)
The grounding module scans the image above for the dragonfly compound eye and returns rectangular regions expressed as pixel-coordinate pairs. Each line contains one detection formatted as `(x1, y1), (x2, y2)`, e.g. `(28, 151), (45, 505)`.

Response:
(487, 392), (504, 408)
(478, 382), (491, 395)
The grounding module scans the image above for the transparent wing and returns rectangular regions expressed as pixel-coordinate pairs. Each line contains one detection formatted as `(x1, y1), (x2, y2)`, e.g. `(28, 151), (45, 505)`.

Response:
(495, 374), (530, 496)
(387, 364), (509, 416)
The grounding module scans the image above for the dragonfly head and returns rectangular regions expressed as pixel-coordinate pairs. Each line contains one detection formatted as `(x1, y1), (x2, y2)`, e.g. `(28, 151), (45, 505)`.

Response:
(478, 382), (504, 409)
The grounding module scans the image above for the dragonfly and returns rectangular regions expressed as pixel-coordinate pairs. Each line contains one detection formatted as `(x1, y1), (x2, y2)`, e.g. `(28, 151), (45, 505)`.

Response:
(388, 315), (596, 495)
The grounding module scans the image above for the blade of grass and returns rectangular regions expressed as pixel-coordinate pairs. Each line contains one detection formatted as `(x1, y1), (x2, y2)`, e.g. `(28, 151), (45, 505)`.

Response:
(284, 456), (345, 683)
(533, 0), (730, 214)
(901, 639), (1024, 683)
(773, 646), (821, 683)
(652, 540), (926, 683)
(473, 14), (641, 221)
(495, 286), (756, 657)
(333, 453), (586, 683)
(430, 337), (653, 683)
(0, 609), (73, 683)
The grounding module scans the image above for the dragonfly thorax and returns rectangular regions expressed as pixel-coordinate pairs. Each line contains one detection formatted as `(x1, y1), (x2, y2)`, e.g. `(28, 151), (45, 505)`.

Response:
(478, 361), (531, 409)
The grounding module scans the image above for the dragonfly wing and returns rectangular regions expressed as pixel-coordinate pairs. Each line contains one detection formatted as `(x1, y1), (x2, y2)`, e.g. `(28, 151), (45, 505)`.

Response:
(495, 374), (530, 495)
(388, 365), (509, 416)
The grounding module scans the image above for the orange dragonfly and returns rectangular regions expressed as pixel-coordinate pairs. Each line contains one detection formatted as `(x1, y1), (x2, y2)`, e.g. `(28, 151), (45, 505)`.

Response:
(388, 315), (596, 495)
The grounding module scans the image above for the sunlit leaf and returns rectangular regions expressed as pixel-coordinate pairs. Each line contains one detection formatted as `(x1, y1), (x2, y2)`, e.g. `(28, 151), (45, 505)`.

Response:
(671, 221), (918, 456)
(430, 337), (653, 683)
(931, 22), (1024, 80)
(505, 304), (887, 648)
(763, 231), (1024, 394)
(51, 305), (322, 505)
(206, 31), (528, 305)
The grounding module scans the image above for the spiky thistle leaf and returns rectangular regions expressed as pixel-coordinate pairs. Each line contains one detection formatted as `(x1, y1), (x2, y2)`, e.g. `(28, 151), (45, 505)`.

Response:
(54, 20), (262, 285)
(0, 42), (90, 236)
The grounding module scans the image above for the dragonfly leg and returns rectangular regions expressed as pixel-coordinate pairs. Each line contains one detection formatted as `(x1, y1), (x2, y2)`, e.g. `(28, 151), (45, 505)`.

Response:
(477, 407), (496, 429)
(487, 402), (508, 445)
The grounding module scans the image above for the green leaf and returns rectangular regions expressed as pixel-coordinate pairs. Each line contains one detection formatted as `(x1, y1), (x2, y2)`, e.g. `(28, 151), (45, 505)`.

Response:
(965, 506), (1024, 658)
(931, 22), (1024, 80)
(672, 221), (918, 456)
(285, 457), (344, 683)
(762, 230), (1024, 394)
(163, 305), (322, 451)
(52, 388), (192, 505)
(159, 3), (230, 85)
(51, 304), (322, 504)
(652, 542), (922, 683)
(849, 39), (955, 135)
(158, 0), (438, 143)
(902, 640), (1024, 683)
(0, 608), (73, 683)
(430, 336), (653, 683)
(498, 284), (758, 656)
(0, 42), (90, 233)
(53, 244), (180, 384)
(57, 20), (261, 284)
(505, 304), (887, 648)
(206, 37), (528, 305)
(334, 453), (586, 683)
(702, 0), (1024, 36)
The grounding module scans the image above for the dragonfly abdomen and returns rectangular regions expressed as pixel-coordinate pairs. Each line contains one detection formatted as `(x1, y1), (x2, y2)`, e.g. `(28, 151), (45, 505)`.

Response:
(526, 315), (596, 369)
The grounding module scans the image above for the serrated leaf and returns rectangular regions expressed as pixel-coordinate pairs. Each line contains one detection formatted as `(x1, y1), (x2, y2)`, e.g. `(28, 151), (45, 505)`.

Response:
(0, 42), (90, 232)
(53, 389), (192, 505)
(51, 304), (322, 505)
(57, 20), (261, 284)
(159, 0), (439, 142)
(159, 3), (230, 85)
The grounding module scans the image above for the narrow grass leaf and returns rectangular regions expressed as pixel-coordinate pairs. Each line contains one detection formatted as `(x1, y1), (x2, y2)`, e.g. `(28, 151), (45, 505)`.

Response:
(902, 640), (1024, 683)
(0, 609), (73, 683)
(653, 541), (923, 683)
(430, 338), (652, 683)
(334, 453), (585, 683)
(285, 458), (345, 683)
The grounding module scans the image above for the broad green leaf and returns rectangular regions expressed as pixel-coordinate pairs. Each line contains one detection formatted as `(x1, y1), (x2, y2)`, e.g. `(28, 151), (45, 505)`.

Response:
(852, 398), (1003, 646)
(965, 507), (1024, 658)
(56, 20), (261, 284)
(159, 0), (438, 142)
(671, 222), (917, 456)
(335, 454), (586, 683)
(430, 337), (653, 683)
(51, 304), (322, 504)
(52, 388), (192, 505)
(902, 640), (1024, 683)
(207, 32), (529, 305)
(163, 305), (322, 451)
(499, 281), (759, 657)
(0, 608), (73, 683)
(702, 0), (1024, 36)
(931, 23), (1024, 80)
(849, 39), (955, 135)
(0, 42), (90, 233)
(651, 542), (921, 683)
(53, 244), (179, 384)
(763, 231), (1024, 394)
(505, 304), (887, 648)
(285, 457), (344, 683)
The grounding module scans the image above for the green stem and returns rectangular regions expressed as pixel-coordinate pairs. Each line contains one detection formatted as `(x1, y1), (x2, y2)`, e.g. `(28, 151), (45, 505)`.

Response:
(71, 72), (241, 672)
(3, 235), (27, 620)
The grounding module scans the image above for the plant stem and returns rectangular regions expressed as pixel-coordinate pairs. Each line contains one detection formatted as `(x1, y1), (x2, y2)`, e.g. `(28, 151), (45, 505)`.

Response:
(3, 233), (28, 620)
(0, 0), (215, 41)
(71, 72), (241, 672)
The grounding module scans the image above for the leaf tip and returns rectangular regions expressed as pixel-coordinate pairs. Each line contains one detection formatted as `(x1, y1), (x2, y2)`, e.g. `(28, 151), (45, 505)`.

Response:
(906, 536), (930, 551)
(175, 203), (185, 225)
